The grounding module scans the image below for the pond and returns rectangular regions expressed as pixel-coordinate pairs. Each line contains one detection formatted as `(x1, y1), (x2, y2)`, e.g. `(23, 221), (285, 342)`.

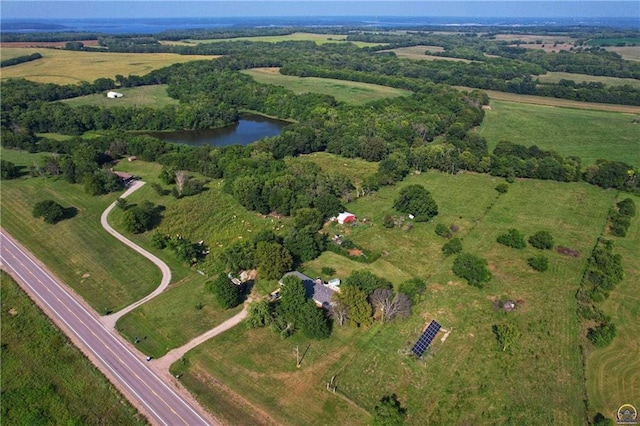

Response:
(148, 114), (289, 147)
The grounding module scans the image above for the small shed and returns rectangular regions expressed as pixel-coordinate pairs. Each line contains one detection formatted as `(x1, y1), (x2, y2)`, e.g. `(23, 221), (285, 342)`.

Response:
(337, 212), (356, 225)
(107, 91), (123, 99)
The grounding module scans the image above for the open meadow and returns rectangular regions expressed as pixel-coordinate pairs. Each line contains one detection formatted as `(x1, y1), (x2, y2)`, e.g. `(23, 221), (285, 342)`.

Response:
(0, 47), (212, 84)
(0, 148), (160, 312)
(477, 100), (640, 166)
(62, 84), (179, 108)
(0, 272), (146, 425)
(171, 169), (621, 425)
(242, 67), (411, 105)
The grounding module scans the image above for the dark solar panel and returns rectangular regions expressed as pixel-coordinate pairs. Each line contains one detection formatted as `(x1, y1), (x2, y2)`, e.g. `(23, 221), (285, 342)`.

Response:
(412, 320), (441, 357)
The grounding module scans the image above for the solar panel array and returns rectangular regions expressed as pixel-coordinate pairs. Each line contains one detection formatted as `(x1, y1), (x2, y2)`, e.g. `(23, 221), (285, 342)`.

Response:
(412, 320), (441, 357)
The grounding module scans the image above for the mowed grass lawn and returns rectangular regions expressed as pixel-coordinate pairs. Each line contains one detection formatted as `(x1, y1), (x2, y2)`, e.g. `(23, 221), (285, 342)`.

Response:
(585, 193), (640, 421)
(0, 148), (160, 312)
(62, 84), (179, 108)
(174, 170), (616, 425)
(0, 272), (146, 425)
(478, 100), (640, 166)
(242, 68), (411, 105)
(0, 47), (212, 84)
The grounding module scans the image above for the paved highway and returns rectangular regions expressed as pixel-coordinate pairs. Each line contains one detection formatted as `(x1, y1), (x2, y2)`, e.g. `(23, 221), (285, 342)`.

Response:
(0, 230), (213, 426)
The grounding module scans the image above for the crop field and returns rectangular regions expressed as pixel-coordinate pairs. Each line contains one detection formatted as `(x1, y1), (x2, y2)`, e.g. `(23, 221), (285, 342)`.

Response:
(172, 170), (620, 425)
(62, 84), (179, 108)
(585, 194), (640, 420)
(537, 71), (640, 89)
(242, 68), (411, 105)
(182, 32), (384, 47)
(0, 47), (212, 84)
(477, 100), (640, 166)
(0, 148), (160, 312)
(0, 272), (146, 425)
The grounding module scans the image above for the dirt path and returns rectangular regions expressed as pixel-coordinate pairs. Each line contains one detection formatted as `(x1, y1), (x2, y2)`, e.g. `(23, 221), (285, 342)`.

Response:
(98, 180), (172, 329)
(153, 305), (249, 371)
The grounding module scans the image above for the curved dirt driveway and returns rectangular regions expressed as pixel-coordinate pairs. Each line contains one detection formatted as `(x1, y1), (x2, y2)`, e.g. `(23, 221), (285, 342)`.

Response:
(99, 181), (172, 329)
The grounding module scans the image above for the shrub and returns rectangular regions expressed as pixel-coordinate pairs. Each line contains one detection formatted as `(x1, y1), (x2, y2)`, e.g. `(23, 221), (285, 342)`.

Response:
(150, 232), (168, 249)
(0, 159), (19, 180)
(442, 237), (462, 256)
(617, 197), (636, 217)
(383, 215), (395, 229)
(321, 267), (336, 276)
(398, 278), (426, 303)
(528, 230), (554, 250)
(452, 253), (491, 288)
(32, 199), (66, 224)
(527, 255), (549, 272)
(497, 229), (527, 249)
(609, 214), (630, 237)
(207, 272), (241, 309)
(435, 223), (452, 238)
(495, 183), (509, 194)
(587, 322), (617, 347)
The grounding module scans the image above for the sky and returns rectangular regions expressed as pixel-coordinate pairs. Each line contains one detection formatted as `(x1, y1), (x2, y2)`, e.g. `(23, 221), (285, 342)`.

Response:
(1, 1), (639, 20)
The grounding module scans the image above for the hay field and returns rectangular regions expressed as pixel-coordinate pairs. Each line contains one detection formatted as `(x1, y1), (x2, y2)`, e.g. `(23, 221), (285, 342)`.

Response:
(186, 32), (384, 48)
(386, 45), (475, 62)
(242, 67), (410, 104)
(537, 71), (640, 89)
(478, 99), (640, 166)
(585, 197), (640, 420)
(457, 86), (640, 114)
(0, 47), (213, 84)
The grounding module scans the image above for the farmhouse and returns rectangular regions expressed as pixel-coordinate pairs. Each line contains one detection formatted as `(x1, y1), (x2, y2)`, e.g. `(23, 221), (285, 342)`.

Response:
(107, 91), (123, 98)
(278, 271), (340, 308)
(336, 212), (356, 225)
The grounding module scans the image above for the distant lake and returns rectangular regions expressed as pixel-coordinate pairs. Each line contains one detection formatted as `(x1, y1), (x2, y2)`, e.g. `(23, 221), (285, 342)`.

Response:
(149, 114), (289, 147)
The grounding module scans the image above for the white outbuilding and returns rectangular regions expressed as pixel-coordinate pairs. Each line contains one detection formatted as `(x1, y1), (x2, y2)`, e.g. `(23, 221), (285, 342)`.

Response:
(107, 91), (123, 98)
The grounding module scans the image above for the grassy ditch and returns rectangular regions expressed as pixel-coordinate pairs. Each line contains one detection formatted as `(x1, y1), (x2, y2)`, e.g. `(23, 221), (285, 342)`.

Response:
(0, 272), (147, 425)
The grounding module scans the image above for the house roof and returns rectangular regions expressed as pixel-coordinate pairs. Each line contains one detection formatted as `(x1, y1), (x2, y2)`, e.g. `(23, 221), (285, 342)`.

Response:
(337, 212), (356, 224)
(279, 271), (336, 308)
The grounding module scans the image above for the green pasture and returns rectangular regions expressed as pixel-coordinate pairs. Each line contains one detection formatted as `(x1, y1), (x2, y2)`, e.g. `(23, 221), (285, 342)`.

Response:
(585, 193), (640, 422)
(537, 71), (640, 89)
(0, 272), (146, 425)
(242, 68), (410, 105)
(62, 84), (179, 108)
(188, 32), (383, 48)
(173, 170), (617, 424)
(0, 148), (160, 312)
(477, 100), (640, 166)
